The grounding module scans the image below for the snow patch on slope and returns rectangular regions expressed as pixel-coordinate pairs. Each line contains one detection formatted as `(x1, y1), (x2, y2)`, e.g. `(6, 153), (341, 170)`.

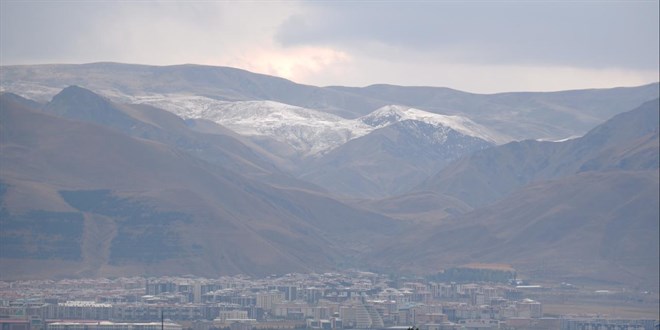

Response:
(131, 94), (504, 156)
(0, 82), (66, 103)
(360, 105), (505, 143)
(131, 94), (373, 155)
(536, 135), (582, 143)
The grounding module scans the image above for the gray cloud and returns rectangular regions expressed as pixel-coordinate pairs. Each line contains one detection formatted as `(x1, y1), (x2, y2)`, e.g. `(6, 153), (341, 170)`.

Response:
(275, 1), (659, 70)
(0, 0), (657, 92)
(0, 2), (105, 63)
(0, 1), (290, 65)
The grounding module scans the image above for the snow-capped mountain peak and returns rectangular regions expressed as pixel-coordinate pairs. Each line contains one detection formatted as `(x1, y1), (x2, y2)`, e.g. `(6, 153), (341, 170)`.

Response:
(359, 105), (407, 128)
(130, 95), (373, 155)
(359, 105), (504, 144)
(128, 93), (503, 156)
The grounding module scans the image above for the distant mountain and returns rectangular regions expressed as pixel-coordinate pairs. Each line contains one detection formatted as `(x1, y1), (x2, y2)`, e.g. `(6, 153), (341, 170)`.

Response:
(1, 63), (658, 142)
(329, 83), (660, 141)
(0, 62), (382, 118)
(299, 116), (494, 198)
(44, 85), (137, 130)
(0, 91), (43, 109)
(128, 97), (504, 158)
(0, 90), (399, 279)
(420, 98), (660, 207)
(129, 97), (499, 198)
(143, 97), (373, 157)
(357, 105), (504, 143)
(126, 96), (503, 197)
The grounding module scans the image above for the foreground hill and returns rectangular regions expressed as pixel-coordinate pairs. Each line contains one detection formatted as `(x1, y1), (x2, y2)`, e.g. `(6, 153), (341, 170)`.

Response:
(373, 100), (660, 288)
(374, 170), (659, 289)
(0, 90), (399, 279)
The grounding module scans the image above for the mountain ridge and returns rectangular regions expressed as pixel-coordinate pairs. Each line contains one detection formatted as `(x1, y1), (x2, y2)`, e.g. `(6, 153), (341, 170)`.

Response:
(419, 98), (660, 207)
(128, 97), (505, 157)
(2, 62), (657, 142)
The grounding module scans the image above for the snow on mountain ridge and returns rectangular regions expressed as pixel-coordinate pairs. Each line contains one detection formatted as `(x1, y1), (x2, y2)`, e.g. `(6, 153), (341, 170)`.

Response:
(129, 94), (501, 156)
(359, 105), (406, 128)
(131, 95), (373, 155)
(363, 105), (504, 143)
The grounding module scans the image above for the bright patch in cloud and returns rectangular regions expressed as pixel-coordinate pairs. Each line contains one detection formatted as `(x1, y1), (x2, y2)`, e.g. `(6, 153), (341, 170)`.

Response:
(1, 1), (657, 93)
(223, 47), (351, 83)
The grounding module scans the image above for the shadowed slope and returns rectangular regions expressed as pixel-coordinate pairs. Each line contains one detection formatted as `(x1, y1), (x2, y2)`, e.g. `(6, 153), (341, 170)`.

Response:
(0, 91), (398, 279)
(373, 170), (659, 289)
(370, 100), (660, 288)
(420, 99), (660, 207)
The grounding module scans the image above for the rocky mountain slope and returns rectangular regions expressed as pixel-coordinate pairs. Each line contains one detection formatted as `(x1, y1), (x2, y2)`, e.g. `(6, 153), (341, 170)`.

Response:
(419, 98), (660, 207)
(300, 118), (494, 198)
(0, 90), (400, 279)
(373, 100), (660, 288)
(374, 170), (659, 288)
(127, 95), (502, 197)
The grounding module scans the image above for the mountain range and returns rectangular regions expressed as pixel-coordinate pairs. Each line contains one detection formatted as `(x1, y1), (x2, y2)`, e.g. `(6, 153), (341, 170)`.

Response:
(419, 98), (660, 207)
(0, 88), (399, 278)
(0, 63), (658, 289)
(2, 62), (658, 141)
(374, 99), (659, 287)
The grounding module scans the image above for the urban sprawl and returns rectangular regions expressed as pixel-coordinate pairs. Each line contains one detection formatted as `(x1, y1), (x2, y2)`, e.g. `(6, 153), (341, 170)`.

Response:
(1, 270), (657, 330)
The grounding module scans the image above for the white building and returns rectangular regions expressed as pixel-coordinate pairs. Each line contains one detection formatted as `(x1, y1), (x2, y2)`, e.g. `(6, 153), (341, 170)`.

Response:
(47, 321), (182, 330)
(515, 299), (542, 318)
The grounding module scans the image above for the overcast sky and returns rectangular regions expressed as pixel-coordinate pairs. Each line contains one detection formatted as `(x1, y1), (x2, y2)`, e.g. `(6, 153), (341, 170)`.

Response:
(1, 1), (658, 93)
